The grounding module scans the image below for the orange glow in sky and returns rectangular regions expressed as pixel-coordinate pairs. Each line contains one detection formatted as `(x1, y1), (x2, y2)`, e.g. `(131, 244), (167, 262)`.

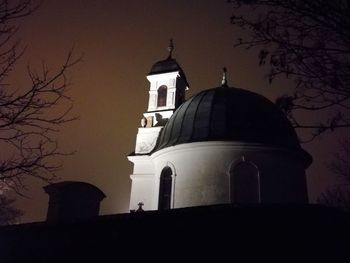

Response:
(9, 0), (343, 223)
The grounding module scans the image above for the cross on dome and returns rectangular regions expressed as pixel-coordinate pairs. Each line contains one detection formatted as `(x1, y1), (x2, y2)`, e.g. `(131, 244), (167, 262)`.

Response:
(168, 39), (174, 58)
(221, 67), (228, 87)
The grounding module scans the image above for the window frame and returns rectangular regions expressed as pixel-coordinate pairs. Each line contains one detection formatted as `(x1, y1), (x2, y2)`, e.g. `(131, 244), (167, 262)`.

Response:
(158, 166), (173, 210)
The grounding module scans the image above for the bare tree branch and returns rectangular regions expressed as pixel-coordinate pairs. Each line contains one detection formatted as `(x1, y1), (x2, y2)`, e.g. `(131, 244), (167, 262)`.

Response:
(228, 0), (350, 141)
(0, 1), (79, 195)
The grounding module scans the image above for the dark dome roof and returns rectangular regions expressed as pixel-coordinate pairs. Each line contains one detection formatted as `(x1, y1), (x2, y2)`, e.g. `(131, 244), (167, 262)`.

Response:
(154, 87), (302, 152)
(149, 57), (181, 75)
(148, 57), (189, 85)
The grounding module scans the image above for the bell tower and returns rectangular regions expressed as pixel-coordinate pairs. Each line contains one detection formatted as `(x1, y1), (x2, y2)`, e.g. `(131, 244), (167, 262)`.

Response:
(134, 40), (189, 154)
(128, 41), (189, 211)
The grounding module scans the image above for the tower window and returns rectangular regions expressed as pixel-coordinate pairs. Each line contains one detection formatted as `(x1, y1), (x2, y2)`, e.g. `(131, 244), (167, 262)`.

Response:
(158, 166), (173, 210)
(157, 85), (167, 107)
(230, 161), (260, 204)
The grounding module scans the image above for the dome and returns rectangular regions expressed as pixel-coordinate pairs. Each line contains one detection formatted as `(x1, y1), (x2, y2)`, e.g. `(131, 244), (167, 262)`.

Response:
(154, 86), (303, 152)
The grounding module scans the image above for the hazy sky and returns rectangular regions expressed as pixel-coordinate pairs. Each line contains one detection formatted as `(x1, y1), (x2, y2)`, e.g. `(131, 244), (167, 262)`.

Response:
(11, 0), (343, 223)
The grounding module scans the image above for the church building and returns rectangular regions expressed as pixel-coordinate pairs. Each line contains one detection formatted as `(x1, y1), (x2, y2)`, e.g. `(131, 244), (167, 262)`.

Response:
(2, 43), (349, 263)
(128, 41), (312, 211)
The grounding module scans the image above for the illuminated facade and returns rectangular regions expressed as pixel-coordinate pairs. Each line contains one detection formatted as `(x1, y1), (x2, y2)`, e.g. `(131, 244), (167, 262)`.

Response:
(128, 43), (312, 212)
(132, 40), (188, 156)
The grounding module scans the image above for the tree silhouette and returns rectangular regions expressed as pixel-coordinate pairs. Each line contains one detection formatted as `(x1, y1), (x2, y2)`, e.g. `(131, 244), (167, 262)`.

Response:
(0, 0), (78, 215)
(0, 195), (23, 225)
(318, 139), (350, 211)
(227, 0), (350, 141)
(318, 187), (350, 212)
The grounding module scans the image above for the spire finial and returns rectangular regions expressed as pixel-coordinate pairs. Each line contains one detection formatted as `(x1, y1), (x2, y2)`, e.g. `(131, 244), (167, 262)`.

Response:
(221, 67), (228, 87)
(168, 39), (174, 58)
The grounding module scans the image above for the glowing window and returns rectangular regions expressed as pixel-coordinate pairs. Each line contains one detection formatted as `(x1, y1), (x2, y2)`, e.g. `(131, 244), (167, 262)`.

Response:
(157, 85), (167, 107)
(231, 161), (260, 204)
(158, 167), (172, 210)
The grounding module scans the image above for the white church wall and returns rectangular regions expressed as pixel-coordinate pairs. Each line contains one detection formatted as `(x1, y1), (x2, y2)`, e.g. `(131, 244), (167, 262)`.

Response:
(151, 141), (308, 209)
(128, 155), (156, 211)
(135, 127), (162, 154)
(152, 142), (241, 208)
(129, 174), (155, 211)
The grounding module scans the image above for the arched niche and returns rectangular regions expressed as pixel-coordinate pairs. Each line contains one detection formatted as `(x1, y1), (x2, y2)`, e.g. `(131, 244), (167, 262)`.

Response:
(230, 160), (260, 204)
(157, 85), (167, 107)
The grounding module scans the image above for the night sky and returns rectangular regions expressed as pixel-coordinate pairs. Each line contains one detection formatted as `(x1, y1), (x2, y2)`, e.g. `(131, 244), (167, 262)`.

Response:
(12, 0), (343, 223)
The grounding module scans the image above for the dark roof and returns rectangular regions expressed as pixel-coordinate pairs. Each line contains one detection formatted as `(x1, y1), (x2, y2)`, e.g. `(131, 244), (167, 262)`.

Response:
(148, 57), (189, 86)
(149, 57), (181, 74)
(44, 181), (106, 200)
(0, 204), (349, 261)
(154, 87), (308, 154)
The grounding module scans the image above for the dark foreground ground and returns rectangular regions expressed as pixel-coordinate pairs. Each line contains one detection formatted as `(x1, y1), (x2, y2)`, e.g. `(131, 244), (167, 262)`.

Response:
(1, 204), (349, 262)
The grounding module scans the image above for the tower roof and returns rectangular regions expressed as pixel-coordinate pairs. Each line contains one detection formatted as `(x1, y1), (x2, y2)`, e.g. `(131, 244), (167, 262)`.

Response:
(148, 57), (189, 87)
(148, 40), (189, 87)
(148, 57), (183, 75)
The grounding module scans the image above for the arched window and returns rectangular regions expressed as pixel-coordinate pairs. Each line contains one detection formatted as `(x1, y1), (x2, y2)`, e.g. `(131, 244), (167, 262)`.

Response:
(230, 161), (260, 204)
(157, 85), (167, 107)
(158, 166), (173, 210)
